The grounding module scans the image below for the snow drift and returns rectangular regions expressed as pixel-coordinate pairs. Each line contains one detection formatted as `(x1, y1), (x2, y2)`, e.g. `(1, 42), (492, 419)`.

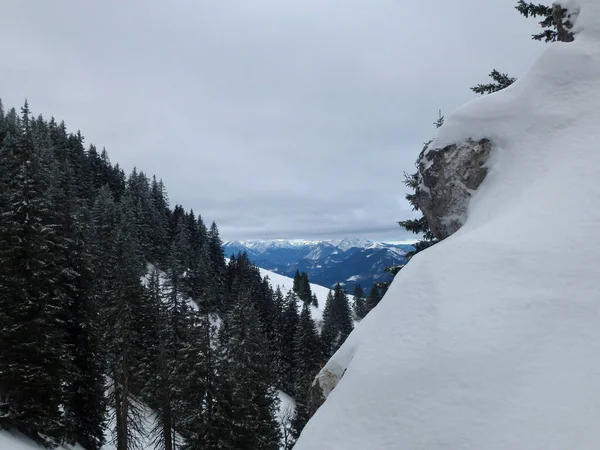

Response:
(294, 1), (600, 449)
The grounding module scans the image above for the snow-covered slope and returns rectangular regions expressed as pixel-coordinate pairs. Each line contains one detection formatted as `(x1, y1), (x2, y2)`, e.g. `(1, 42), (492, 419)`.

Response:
(295, 2), (600, 449)
(0, 401), (157, 450)
(258, 266), (330, 324)
(0, 432), (80, 450)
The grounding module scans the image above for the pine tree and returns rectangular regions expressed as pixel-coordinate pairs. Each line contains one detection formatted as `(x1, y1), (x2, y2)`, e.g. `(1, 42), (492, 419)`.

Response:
(102, 193), (146, 450)
(471, 70), (516, 95)
(0, 102), (67, 445)
(516, 1), (575, 42)
(320, 291), (336, 357)
(321, 285), (354, 358)
(292, 303), (323, 440)
(366, 284), (382, 314)
(207, 221), (227, 312)
(213, 294), (281, 450)
(311, 292), (319, 308)
(293, 270), (301, 296)
(301, 272), (312, 304)
(352, 284), (367, 320)
(333, 284), (354, 347)
(179, 300), (219, 450)
(56, 163), (106, 450)
(150, 219), (197, 450)
(278, 291), (300, 395)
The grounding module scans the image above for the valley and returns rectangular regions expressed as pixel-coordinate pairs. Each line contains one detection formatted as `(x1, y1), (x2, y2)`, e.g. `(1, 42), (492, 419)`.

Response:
(223, 239), (413, 292)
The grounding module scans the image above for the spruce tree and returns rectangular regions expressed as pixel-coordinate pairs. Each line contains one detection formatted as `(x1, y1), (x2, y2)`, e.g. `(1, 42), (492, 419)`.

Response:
(102, 193), (146, 450)
(516, 1), (575, 42)
(301, 272), (312, 304)
(292, 303), (323, 440)
(0, 102), (66, 445)
(321, 285), (354, 358)
(278, 291), (300, 395)
(321, 290), (337, 357)
(366, 284), (382, 314)
(214, 294), (281, 450)
(56, 163), (106, 450)
(471, 70), (516, 95)
(333, 284), (354, 348)
(207, 221), (227, 312)
(352, 284), (367, 320)
(311, 292), (319, 308)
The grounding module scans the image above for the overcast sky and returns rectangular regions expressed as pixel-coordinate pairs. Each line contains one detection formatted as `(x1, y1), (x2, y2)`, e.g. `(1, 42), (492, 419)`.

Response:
(1, 1), (544, 241)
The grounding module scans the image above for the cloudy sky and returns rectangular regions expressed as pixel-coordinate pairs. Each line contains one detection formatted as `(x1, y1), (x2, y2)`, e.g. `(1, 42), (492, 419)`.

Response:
(1, 1), (544, 241)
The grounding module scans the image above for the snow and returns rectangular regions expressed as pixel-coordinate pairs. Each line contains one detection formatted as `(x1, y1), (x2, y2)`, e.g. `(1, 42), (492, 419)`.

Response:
(334, 238), (372, 252)
(295, 2), (600, 449)
(258, 267), (329, 325)
(228, 239), (322, 253)
(0, 402), (159, 450)
(0, 432), (81, 450)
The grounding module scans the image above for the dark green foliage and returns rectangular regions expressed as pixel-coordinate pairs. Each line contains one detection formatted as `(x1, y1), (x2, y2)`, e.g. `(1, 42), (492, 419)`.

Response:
(293, 270), (313, 304)
(366, 284), (382, 314)
(471, 70), (516, 95)
(321, 284), (354, 358)
(516, 1), (575, 42)
(0, 102), (67, 445)
(212, 295), (281, 450)
(278, 291), (300, 395)
(102, 196), (147, 450)
(0, 98), (323, 448)
(56, 164), (106, 450)
(292, 303), (323, 440)
(352, 284), (367, 320)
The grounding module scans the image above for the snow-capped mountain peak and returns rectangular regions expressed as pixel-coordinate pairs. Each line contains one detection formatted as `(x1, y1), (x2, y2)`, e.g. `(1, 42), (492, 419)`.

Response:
(223, 239), (414, 292)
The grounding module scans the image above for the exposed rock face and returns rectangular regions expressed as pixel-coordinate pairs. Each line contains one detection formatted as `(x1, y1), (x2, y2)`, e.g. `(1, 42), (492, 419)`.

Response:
(416, 139), (492, 240)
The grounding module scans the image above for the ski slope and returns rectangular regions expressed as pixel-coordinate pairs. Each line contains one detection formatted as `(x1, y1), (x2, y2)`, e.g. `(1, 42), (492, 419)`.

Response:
(295, 1), (600, 449)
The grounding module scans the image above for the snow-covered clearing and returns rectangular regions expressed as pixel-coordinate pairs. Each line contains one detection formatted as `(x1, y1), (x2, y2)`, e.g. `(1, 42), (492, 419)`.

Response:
(295, 1), (600, 449)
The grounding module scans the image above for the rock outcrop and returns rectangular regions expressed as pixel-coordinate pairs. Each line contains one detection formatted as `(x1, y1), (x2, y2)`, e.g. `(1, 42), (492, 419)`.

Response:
(416, 139), (492, 239)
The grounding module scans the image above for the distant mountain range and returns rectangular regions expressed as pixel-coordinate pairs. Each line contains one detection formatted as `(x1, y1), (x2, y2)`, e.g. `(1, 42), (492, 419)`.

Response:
(223, 239), (414, 292)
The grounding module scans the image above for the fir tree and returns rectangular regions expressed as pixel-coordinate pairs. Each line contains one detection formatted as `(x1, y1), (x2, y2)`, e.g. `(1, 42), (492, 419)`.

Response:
(292, 303), (323, 440)
(352, 284), (367, 320)
(102, 194), (146, 450)
(311, 292), (319, 308)
(321, 291), (336, 357)
(278, 291), (300, 395)
(321, 285), (354, 357)
(56, 163), (106, 450)
(471, 70), (516, 95)
(366, 284), (382, 314)
(0, 102), (66, 445)
(516, 1), (575, 42)
(213, 294), (281, 450)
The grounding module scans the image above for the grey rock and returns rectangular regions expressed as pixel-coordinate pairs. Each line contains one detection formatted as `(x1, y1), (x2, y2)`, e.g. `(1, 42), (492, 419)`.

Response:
(416, 139), (492, 240)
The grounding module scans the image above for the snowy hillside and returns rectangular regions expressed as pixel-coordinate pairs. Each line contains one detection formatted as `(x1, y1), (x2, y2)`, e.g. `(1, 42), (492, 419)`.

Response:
(295, 2), (600, 449)
(0, 402), (157, 450)
(258, 266), (330, 324)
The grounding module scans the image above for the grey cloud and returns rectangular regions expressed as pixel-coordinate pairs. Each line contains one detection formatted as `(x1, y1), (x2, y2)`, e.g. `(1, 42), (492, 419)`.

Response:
(1, 0), (544, 241)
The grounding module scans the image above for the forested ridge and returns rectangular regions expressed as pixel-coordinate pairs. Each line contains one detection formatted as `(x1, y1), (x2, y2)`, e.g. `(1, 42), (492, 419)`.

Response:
(0, 100), (356, 449)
